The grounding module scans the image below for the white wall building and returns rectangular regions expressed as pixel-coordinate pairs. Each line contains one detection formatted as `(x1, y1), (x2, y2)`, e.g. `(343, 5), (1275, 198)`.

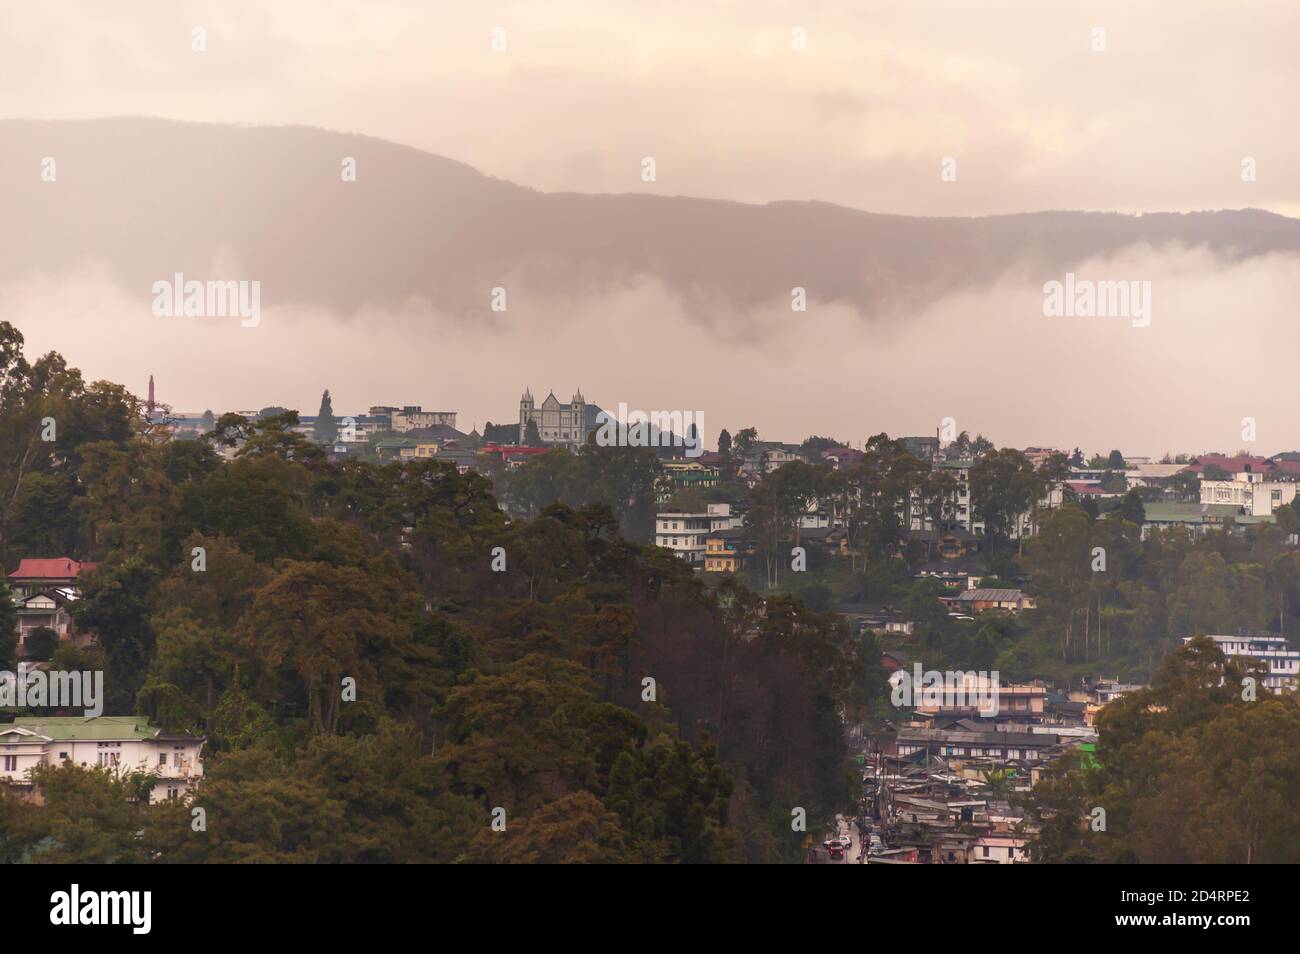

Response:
(1184, 634), (1300, 692)
(656, 503), (741, 565)
(0, 716), (205, 803)
(1200, 473), (1298, 517)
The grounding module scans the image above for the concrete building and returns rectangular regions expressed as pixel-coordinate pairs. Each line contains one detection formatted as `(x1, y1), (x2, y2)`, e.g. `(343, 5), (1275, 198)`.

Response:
(391, 406), (457, 432)
(656, 503), (741, 565)
(0, 716), (205, 803)
(1200, 472), (1298, 517)
(1183, 633), (1300, 692)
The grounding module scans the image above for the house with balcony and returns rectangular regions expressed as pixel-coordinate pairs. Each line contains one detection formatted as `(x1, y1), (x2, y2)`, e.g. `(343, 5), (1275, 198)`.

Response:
(8, 559), (97, 658)
(656, 503), (741, 566)
(0, 715), (205, 803)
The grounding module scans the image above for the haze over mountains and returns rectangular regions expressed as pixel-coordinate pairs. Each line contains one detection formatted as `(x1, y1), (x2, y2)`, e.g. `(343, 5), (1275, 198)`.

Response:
(4, 117), (1300, 454)
(6, 117), (1300, 321)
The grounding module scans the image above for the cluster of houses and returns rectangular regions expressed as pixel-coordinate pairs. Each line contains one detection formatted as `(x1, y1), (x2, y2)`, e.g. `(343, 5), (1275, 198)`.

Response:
(829, 631), (1298, 863)
(839, 663), (1127, 864)
(3, 559), (205, 803)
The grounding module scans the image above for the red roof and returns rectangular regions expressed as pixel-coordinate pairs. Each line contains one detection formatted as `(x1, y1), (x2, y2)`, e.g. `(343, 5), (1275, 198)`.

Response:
(1065, 481), (1108, 495)
(8, 558), (96, 580)
(1181, 455), (1273, 476)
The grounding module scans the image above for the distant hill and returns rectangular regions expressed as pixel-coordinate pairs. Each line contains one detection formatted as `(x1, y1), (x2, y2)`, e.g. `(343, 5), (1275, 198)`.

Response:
(4, 117), (1300, 320)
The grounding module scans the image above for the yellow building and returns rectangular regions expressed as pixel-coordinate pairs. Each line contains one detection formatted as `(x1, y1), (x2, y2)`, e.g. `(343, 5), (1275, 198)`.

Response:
(704, 530), (743, 573)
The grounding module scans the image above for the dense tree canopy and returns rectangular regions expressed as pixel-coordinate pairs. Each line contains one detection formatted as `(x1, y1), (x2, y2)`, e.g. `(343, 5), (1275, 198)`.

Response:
(0, 326), (866, 862)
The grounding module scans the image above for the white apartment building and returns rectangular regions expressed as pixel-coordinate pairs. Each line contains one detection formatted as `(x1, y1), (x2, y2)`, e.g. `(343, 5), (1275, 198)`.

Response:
(910, 460), (1062, 538)
(1184, 634), (1300, 692)
(1200, 473), (1298, 517)
(656, 503), (741, 565)
(0, 716), (205, 803)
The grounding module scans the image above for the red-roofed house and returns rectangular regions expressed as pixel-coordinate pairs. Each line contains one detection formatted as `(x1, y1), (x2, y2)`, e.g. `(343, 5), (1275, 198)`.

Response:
(9, 558), (96, 589)
(1181, 455), (1300, 478)
(7, 558), (97, 658)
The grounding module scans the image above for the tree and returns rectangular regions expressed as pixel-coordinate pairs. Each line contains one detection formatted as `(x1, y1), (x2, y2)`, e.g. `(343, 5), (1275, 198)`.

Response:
(970, 448), (1039, 554)
(0, 580), (16, 670)
(523, 419), (542, 446)
(717, 429), (732, 456)
(313, 389), (339, 444)
(1116, 489), (1146, 526)
(24, 626), (58, 662)
(71, 556), (160, 713)
(1106, 449), (1125, 469)
(1032, 639), (1300, 864)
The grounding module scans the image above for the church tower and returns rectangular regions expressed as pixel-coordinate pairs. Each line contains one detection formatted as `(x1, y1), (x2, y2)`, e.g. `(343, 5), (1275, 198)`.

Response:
(571, 388), (586, 445)
(518, 387), (534, 444)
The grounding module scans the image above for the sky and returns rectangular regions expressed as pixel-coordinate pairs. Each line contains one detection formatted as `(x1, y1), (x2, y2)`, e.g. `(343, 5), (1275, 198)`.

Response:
(5, 0), (1300, 455)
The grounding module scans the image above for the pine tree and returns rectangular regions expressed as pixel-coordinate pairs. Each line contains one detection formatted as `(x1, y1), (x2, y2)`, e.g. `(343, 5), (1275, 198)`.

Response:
(314, 389), (339, 444)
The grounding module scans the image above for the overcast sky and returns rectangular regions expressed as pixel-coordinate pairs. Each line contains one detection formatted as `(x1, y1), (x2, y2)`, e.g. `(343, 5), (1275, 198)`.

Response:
(5, 1), (1300, 456)
(5, 0), (1299, 216)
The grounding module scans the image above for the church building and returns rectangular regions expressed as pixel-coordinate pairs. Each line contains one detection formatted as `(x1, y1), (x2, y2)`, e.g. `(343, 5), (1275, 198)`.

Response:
(518, 388), (602, 450)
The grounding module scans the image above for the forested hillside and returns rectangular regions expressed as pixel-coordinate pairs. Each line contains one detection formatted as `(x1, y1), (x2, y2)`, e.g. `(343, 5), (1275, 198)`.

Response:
(0, 322), (885, 862)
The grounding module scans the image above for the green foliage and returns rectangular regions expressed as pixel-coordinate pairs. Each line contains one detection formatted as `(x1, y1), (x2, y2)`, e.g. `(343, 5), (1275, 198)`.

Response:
(23, 626), (58, 662)
(313, 389), (338, 444)
(1032, 638), (1300, 863)
(0, 330), (860, 862)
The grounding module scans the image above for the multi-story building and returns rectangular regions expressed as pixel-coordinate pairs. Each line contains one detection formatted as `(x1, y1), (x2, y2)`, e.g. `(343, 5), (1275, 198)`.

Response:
(391, 406), (457, 432)
(0, 716), (205, 803)
(1183, 633), (1300, 692)
(1200, 472), (1298, 517)
(910, 678), (1048, 720)
(656, 503), (741, 565)
(895, 727), (1057, 762)
(914, 459), (1062, 539)
(703, 528), (745, 573)
(660, 460), (720, 492)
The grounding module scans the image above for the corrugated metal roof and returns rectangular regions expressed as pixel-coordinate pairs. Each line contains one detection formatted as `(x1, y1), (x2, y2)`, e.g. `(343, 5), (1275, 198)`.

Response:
(958, 588), (1026, 602)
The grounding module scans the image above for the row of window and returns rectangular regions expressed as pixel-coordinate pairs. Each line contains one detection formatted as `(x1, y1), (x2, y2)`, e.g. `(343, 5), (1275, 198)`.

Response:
(1, 750), (184, 771)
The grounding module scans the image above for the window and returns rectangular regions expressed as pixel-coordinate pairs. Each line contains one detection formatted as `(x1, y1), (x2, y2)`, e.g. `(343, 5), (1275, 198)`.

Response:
(159, 752), (168, 766)
(58, 751), (68, 761)
(2, 756), (15, 771)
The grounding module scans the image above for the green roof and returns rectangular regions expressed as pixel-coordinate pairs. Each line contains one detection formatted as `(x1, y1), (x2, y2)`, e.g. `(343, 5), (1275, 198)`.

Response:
(5, 716), (161, 741)
(1142, 502), (1273, 525)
